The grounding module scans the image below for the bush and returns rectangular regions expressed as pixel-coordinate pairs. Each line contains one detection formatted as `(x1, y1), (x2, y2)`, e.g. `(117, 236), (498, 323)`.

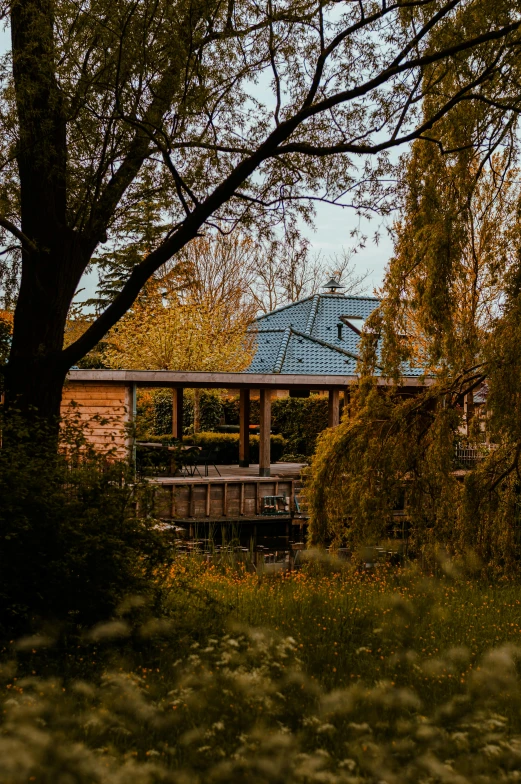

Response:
(137, 388), (225, 437)
(222, 395), (240, 425)
(271, 395), (329, 457)
(0, 414), (168, 637)
(185, 431), (286, 463)
(4, 570), (521, 784)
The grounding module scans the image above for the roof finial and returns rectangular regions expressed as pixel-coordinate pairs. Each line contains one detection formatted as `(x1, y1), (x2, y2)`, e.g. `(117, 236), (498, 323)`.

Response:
(322, 274), (344, 295)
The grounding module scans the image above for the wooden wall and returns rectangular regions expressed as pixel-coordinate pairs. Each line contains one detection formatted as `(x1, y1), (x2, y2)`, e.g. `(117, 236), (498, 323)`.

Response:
(61, 381), (132, 459)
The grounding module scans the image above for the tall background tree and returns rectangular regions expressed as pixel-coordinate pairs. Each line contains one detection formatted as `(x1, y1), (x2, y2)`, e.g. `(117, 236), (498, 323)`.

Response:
(0, 0), (519, 426)
(308, 88), (521, 566)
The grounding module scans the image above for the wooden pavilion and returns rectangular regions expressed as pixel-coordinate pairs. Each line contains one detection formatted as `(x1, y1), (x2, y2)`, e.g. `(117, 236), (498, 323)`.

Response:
(60, 285), (427, 534)
(62, 367), (427, 476)
(63, 285), (426, 475)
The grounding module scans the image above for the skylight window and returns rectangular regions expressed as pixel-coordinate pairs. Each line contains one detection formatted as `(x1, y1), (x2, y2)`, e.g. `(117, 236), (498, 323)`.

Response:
(339, 315), (366, 335)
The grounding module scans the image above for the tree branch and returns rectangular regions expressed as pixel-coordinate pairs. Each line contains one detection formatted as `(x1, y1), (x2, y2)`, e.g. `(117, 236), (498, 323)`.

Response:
(62, 10), (521, 367)
(0, 217), (37, 253)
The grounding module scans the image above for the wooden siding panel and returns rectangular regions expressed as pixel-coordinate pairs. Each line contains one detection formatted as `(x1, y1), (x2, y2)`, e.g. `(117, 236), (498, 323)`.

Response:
(60, 382), (131, 459)
(226, 484), (241, 516)
(210, 485), (224, 516)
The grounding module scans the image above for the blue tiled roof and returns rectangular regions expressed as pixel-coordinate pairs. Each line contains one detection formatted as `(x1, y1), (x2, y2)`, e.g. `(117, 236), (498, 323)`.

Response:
(246, 294), (424, 377)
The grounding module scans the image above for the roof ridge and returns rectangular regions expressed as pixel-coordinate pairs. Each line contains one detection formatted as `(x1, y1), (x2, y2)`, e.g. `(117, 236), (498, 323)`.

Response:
(291, 328), (360, 362)
(321, 293), (380, 302)
(253, 295), (314, 322)
(249, 327), (286, 333)
(304, 294), (320, 335)
(273, 326), (292, 373)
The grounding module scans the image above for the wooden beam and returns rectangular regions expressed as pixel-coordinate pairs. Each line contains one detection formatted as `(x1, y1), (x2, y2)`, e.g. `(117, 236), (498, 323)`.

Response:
(172, 388), (183, 440)
(259, 388), (272, 477)
(328, 389), (340, 428)
(130, 382), (137, 470)
(239, 388), (250, 467)
(68, 369), (432, 390)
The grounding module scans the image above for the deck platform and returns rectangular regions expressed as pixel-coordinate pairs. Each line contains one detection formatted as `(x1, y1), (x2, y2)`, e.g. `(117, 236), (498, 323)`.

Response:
(150, 463), (308, 527)
(151, 462), (305, 483)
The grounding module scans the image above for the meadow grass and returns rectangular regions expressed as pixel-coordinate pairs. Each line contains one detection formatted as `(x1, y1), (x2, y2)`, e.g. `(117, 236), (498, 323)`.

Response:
(184, 557), (521, 701)
(4, 558), (521, 782)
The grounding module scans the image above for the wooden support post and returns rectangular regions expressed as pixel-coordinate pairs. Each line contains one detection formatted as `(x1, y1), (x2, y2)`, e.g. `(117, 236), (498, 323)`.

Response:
(130, 382), (137, 473)
(239, 388), (250, 467)
(328, 389), (340, 428)
(259, 388), (271, 477)
(172, 388), (184, 440)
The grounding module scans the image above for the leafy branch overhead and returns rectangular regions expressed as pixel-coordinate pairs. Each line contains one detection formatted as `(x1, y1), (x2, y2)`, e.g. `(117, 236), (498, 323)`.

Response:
(1, 0), (520, 418)
(308, 110), (521, 561)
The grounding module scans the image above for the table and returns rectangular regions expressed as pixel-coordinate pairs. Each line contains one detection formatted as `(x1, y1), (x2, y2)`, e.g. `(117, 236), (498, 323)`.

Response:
(136, 442), (202, 477)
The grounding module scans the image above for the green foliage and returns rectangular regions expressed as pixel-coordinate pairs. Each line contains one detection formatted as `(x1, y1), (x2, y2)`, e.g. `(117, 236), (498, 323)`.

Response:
(186, 431), (286, 464)
(271, 395), (329, 457)
(0, 414), (168, 636)
(310, 109), (521, 567)
(4, 568), (521, 782)
(222, 395), (240, 425)
(184, 390), (224, 433)
(137, 388), (225, 438)
(213, 393), (330, 457)
(136, 431), (286, 464)
(308, 383), (462, 551)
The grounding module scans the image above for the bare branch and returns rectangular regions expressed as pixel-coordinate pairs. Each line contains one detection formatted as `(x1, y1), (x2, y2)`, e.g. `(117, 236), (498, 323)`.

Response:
(0, 218), (37, 253)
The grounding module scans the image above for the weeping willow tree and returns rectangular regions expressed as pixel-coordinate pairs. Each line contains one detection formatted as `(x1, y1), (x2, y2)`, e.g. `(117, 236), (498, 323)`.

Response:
(308, 101), (521, 568)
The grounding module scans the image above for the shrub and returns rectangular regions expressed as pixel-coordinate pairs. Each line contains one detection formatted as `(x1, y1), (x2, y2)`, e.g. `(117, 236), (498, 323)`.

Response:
(4, 577), (521, 784)
(137, 388), (225, 437)
(0, 414), (168, 637)
(222, 395), (240, 425)
(271, 395), (329, 457)
(136, 432), (286, 465)
(185, 431), (286, 463)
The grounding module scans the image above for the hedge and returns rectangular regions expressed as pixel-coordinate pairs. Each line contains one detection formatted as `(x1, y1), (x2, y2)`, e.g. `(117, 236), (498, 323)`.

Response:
(138, 432), (286, 464)
(218, 394), (330, 458)
(271, 395), (329, 457)
(186, 432), (286, 464)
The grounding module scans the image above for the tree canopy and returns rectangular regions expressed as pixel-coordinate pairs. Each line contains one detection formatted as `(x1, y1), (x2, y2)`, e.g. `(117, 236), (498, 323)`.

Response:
(308, 92), (521, 568)
(102, 272), (255, 372)
(1, 0), (520, 419)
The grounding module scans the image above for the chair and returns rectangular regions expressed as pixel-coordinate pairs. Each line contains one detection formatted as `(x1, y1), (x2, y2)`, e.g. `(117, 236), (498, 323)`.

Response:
(260, 495), (288, 515)
(177, 446), (202, 477)
(197, 445), (222, 477)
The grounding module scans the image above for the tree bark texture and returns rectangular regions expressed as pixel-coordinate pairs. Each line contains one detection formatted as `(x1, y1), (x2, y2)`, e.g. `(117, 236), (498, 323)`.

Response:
(6, 0), (86, 419)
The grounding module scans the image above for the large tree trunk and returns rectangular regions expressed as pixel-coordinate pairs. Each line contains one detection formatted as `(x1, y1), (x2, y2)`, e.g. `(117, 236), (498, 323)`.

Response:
(5, 0), (86, 422)
(4, 241), (85, 422)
